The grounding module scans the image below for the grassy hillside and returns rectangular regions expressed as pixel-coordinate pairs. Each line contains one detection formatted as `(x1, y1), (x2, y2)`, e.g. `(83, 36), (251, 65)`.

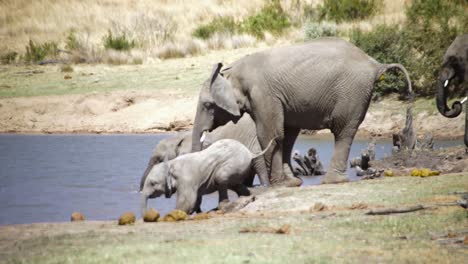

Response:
(0, 0), (406, 61)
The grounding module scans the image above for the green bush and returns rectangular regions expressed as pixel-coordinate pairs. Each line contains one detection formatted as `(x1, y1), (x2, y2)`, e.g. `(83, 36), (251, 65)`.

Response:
(318, 0), (382, 23)
(103, 30), (135, 51)
(242, 0), (291, 38)
(304, 22), (338, 40)
(65, 30), (80, 51)
(403, 0), (467, 96)
(1, 51), (18, 64)
(350, 25), (411, 98)
(24, 40), (58, 63)
(193, 16), (239, 39)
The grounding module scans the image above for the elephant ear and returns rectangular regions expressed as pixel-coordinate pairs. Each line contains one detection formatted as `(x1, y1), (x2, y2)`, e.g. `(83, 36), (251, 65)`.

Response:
(209, 63), (241, 116)
(163, 156), (172, 198)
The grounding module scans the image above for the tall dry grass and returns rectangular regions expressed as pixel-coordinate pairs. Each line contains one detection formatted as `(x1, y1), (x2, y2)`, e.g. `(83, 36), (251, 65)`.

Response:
(0, 0), (409, 62)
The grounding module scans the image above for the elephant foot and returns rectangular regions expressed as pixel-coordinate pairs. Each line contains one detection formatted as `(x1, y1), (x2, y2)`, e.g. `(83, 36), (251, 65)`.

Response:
(272, 176), (303, 187)
(321, 171), (349, 184)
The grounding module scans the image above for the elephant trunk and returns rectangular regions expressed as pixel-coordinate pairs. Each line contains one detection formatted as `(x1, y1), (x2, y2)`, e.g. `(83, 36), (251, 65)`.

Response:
(191, 129), (204, 152)
(140, 193), (148, 217)
(436, 72), (462, 118)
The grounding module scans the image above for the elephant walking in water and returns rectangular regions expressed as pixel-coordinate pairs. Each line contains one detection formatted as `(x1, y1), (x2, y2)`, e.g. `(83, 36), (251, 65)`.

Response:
(435, 34), (468, 147)
(191, 38), (412, 186)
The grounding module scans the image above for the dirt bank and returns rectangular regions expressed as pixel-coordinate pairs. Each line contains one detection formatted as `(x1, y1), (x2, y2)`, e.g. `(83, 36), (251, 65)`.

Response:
(0, 174), (466, 263)
(0, 91), (465, 139)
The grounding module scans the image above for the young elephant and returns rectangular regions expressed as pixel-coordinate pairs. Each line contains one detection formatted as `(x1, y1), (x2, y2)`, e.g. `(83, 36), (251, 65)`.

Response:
(139, 114), (269, 192)
(140, 138), (275, 214)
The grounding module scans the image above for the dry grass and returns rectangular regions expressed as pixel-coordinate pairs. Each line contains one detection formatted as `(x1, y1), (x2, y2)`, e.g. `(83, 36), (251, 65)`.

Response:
(0, 0), (408, 62)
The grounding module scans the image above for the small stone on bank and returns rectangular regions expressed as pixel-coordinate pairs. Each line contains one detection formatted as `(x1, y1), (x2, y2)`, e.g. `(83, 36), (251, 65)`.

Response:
(71, 212), (85, 221)
(161, 210), (188, 222)
(192, 212), (210, 221)
(143, 208), (160, 222)
(118, 212), (136, 225)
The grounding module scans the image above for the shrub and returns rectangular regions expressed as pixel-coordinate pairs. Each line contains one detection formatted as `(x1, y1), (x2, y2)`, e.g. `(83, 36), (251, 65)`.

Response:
(103, 30), (135, 51)
(24, 40), (58, 63)
(1, 51), (18, 64)
(65, 30), (80, 51)
(402, 0), (467, 96)
(318, 0), (382, 23)
(242, 0), (291, 39)
(350, 25), (412, 98)
(304, 22), (338, 40)
(193, 16), (239, 40)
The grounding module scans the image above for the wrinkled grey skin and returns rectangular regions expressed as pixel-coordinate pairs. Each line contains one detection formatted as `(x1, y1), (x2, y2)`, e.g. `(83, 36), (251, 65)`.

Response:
(435, 34), (468, 147)
(192, 38), (413, 185)
(140, 139), (274, 215)
(139, 114), (268, 192)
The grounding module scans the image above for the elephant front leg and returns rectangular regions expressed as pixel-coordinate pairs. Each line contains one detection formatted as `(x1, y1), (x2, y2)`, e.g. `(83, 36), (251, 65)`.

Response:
(282, 127), (303, 186)
(322, 127), (358, 184)
(255, 114), (301, 187)
(175, 185), (198, 214)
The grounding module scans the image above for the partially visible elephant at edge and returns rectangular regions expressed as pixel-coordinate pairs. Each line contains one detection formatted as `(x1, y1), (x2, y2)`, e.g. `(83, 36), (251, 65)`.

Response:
(140, 139), (274, 214)
(435, 34), (468, 147)
(139, 114), (269, 192)
(191, 37), (413, 186)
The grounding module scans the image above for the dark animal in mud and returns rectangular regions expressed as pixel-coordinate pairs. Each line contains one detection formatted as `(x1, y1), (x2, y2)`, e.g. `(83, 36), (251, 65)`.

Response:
(140, 139), (275, 215)
(293, 148), (325, 176)
(191, 37), (413, 186)
(435, 34), (468, 147)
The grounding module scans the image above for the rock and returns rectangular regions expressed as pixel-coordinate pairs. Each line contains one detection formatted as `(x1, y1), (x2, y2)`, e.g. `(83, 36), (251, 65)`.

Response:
(70, 212), (85, 221)
(384, 170), (394, 177)
(118, 212), (136, 225)
(276, 224), (291, 234)
(161, 210), (188, 222)
(64, 74), (72, 80)
(411, 169), (421, 177)
(310, 202), (327, 212)
(192, 212), (210, 221)
(349, 203), (368, 210)
(143, 208), (160, 222)
(420, 168), (431, 177)
(464, 236), (468, 245)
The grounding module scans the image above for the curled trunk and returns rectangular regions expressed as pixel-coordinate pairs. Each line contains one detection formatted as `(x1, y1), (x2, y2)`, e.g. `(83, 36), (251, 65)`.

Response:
(436, 78), (462, 118)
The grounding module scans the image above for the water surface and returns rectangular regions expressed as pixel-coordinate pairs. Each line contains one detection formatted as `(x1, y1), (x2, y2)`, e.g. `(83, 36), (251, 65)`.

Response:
(0, 134), (461, 225)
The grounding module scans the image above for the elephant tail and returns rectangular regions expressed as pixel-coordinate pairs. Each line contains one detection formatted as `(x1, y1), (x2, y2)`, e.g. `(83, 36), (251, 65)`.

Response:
(377, 63), (414, 100)
(251, 136), (278, 159)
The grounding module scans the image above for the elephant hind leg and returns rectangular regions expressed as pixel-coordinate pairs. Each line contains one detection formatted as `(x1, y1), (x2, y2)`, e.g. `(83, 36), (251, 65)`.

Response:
(321, 126), (359, 184)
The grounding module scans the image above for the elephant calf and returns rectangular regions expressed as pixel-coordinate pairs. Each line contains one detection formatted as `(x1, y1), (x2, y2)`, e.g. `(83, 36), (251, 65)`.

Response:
(140, 138), (274, 214)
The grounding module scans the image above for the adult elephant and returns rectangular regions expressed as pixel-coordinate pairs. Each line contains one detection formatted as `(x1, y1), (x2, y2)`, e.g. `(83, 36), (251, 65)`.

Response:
(140, 114), (268, 192)
(435, 34), (468, 147)
(191, 37), (412, 186)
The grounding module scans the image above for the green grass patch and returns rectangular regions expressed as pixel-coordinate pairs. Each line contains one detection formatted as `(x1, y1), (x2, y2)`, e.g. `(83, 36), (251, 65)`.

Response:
(193, 0), (291, 40)
(103, 30), (136, 51)
(318, 0), (382, 23)
(193, 16), (239, 40)
(24, 40), (59, 63)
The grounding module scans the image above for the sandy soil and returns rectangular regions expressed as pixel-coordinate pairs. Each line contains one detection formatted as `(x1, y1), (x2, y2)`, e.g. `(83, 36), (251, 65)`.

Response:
(0, 91), (465, 138)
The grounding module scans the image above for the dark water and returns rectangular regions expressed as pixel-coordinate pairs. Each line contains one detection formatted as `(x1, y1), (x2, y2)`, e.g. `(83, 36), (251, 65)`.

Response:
(0, 134), (462, 225)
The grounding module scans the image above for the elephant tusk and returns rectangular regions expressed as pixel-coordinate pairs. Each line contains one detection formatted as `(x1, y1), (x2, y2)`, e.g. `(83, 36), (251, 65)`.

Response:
(461, 97), (468, 105)
(444, 79), (449, 87)
(200, 131), (206, 143)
